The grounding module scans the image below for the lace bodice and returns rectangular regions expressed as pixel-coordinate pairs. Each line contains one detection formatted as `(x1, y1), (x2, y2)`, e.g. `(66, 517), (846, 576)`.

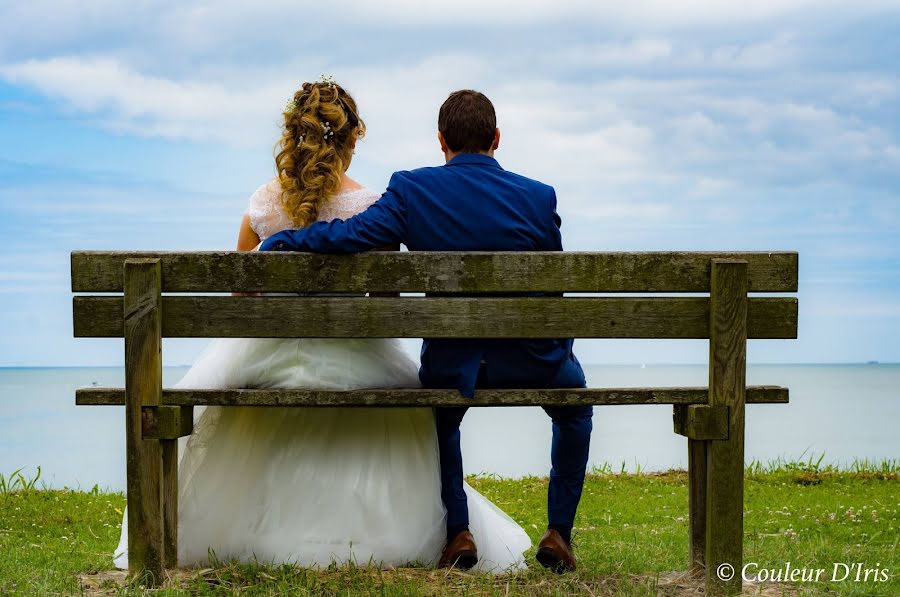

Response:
(246, 178), (381, 241)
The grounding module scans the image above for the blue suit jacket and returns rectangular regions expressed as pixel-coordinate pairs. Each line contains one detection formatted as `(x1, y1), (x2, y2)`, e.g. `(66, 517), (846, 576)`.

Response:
(260, 153), (585, 396)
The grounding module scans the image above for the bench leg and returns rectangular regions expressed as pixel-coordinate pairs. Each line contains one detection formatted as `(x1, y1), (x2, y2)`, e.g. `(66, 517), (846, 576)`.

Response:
(688, 438), (708, 574)
(124, 259), (165, 585)
(162, 439), (178, 568)
(705, 259), (748, 596)
(126, 436), (164, 584)
(705, 415), (744, 595)
(706, 409), (744, 595)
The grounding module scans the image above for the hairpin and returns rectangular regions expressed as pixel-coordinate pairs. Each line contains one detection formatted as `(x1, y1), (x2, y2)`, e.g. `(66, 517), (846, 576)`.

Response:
(317, 74), (337, 88)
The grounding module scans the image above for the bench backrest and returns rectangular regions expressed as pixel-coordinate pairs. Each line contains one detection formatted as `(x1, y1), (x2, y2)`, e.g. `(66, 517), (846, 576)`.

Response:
(71, 251), (797, 340)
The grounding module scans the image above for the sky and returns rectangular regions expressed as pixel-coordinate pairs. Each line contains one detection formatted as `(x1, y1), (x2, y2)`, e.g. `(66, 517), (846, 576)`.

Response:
(0, 0), (898, 366)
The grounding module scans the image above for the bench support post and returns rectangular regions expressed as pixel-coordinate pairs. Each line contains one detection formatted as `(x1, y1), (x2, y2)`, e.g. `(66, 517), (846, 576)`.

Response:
(688, 438), (708, 573)
(162, 437), (178, 568)
(124, 259), (165, 584)
(674, 405), (729, 441)
(705, 259), (748, 595)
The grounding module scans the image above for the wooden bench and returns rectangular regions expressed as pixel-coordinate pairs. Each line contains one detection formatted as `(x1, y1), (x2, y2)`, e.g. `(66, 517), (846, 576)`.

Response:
(72, 250), (798, 594)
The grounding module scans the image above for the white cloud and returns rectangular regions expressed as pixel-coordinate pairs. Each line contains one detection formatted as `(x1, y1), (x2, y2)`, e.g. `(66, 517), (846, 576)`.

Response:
(545, 34), (800, 72)
(3, 46), (899, 218)
(0, 56), (286, 144)
(688, 177), (734, 197)
(701, 34), (798, 69)
(545, 39), (673, 69)
(3, 1), (899, 70)
(0, 12), (897, 248)
(575, 202), (673, 220)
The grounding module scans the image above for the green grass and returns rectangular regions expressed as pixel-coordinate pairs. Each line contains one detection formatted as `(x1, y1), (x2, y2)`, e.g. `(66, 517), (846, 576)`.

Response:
(0, 461), (897, 595)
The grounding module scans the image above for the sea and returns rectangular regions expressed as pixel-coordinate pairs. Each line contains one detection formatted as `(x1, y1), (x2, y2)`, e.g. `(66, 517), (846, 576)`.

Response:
(0, 364), (897, 491)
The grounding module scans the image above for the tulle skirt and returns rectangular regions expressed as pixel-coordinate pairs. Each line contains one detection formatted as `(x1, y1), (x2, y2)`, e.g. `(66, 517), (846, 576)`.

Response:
(113, 337), (530, 572)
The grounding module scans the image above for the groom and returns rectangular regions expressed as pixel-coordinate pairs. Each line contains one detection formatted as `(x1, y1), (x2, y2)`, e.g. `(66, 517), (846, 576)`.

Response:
(260, 90), (593, 572)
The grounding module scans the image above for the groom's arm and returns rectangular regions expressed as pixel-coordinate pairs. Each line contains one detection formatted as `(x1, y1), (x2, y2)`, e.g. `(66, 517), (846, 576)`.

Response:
(543, 188), (564, 251)
(259, 177), (408, 253)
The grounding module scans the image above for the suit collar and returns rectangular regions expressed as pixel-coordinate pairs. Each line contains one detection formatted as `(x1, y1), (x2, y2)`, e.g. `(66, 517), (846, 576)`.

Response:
(445, 153), (503, 169)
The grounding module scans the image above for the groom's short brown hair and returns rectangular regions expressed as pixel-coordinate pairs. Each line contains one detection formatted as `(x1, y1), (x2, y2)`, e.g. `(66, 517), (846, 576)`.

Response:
(438, 90), (496, 153)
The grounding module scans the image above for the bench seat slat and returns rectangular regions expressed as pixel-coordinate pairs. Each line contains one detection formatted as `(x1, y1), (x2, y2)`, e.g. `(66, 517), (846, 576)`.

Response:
(71, 251), (799, 294)
(76, 386), (788, 407)
(73, 296), (797, 339)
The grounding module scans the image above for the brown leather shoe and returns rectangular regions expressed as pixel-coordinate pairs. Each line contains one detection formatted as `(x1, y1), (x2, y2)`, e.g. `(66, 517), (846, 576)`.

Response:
(536, 529), (576, 573)
(438, 530), (478, 569)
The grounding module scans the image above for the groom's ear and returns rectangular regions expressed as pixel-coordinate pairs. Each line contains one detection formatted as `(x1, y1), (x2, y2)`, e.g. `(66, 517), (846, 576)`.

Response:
(492, 128), (500, 151)
(438, 131), (449, 154)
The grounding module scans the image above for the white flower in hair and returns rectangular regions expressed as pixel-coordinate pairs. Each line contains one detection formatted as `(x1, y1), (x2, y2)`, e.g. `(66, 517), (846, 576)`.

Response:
(284, 98), (299, 113)
(320, 119), (335, 140)
(317, 74), (337, 88)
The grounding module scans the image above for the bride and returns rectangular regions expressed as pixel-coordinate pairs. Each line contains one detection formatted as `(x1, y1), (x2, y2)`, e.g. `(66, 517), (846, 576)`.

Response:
(113, 78), (530, 572)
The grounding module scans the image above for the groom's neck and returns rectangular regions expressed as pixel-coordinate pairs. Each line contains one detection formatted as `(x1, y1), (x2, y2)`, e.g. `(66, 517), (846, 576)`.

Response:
(443, 149), (495, 163)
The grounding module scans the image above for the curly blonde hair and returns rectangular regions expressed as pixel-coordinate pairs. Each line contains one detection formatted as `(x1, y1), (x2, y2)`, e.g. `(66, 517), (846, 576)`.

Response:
(274, 80), (365, 228)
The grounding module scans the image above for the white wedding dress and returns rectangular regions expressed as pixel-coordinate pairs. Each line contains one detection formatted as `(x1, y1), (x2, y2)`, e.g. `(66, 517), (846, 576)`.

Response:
(113, 180), (531, 572)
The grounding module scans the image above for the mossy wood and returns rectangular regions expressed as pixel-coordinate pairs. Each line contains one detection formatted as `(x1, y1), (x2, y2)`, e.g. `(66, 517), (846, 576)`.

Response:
(72, 251), (796, 595)
(78, 386), (788, 407)
(705, 260), (749, 596)
(161, 439), (178, 569)
(73, 296), (797, 339)
(122, 259), (164, 585)
(71, 251), (798, 293)
(673, 405), (730, 440)
(141, 405), (193, 439)
(688, 438), (708, 573)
